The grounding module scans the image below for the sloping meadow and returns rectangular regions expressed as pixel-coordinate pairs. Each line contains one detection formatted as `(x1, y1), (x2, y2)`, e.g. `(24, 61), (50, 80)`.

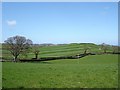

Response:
(2, 54), (118, 88)
(2, 43), (110, 60)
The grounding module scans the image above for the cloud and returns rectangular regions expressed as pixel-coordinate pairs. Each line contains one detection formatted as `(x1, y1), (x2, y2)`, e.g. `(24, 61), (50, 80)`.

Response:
(100, 6), (110, 16)
(7, 20), (16, 26)
(104, 6), (110, 10)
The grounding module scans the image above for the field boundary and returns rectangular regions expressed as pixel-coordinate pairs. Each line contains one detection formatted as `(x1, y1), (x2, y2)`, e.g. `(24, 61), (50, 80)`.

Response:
(1, 52), (119, 62)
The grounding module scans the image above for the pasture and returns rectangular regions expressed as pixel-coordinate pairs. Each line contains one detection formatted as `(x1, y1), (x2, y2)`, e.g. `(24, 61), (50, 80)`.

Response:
(2, 43), (113, 60)
(2, 54), (118, 88)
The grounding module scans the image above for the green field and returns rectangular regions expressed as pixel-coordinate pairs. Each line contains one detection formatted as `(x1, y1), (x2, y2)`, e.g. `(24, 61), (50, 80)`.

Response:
(2, 43), (113, 60)
(2, 54), (118, 88)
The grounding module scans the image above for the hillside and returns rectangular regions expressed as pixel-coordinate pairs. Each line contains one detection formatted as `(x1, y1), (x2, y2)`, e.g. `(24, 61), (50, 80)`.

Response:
(2, 54), (118, 88)
(2, 43), (113, 60)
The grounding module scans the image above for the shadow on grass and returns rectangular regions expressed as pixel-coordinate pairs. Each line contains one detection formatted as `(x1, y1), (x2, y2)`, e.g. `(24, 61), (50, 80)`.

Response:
(2, 78), (6, 81)
(18, 86), (24, 89)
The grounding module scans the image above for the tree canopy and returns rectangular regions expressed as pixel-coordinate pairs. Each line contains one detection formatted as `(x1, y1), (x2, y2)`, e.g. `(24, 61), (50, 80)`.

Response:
(4, 35), (33, 61)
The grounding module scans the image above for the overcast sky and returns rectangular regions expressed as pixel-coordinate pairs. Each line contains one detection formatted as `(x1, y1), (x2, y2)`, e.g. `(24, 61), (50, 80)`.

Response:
(2, 2), (118, 45)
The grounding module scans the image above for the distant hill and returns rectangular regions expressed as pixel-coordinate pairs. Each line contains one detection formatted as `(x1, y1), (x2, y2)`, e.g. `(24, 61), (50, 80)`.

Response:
(1, 43), (118, 60)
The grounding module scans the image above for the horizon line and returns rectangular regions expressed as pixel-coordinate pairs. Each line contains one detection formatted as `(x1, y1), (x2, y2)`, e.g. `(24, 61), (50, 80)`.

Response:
(0, 42), (118, 46)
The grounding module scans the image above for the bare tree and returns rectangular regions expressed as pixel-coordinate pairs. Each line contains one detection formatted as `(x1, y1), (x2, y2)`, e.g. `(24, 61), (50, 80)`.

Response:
(21, 47), (31, 59)
(112, 45), (118, 54)
(4, 35), (33, 62)
(100, 43), (109, 53)
(83, 47), (89, 55)
(83, 44), (91, 55)
(33, 45), (40, 59)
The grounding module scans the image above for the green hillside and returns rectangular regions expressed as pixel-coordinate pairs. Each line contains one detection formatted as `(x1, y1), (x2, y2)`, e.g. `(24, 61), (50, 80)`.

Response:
(2, 43), (113, 60)
(2, 54), (118, 88)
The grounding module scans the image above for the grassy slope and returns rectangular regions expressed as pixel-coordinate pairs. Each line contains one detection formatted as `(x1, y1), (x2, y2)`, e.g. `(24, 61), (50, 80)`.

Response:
(2, 54), (118, 88)
(2, 43), (113, 60)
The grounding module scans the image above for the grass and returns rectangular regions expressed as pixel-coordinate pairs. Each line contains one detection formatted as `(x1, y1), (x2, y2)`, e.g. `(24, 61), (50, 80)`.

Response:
(2, 54), (118, 88)
(2, 43), (113, 60)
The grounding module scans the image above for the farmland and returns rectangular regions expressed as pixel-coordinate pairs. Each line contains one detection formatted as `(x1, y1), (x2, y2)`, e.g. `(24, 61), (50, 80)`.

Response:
(2, 1), (119, 88)
(1, 43), (118, 88)
(2, 43), (113, 60)
(2, 54), (118, 88)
